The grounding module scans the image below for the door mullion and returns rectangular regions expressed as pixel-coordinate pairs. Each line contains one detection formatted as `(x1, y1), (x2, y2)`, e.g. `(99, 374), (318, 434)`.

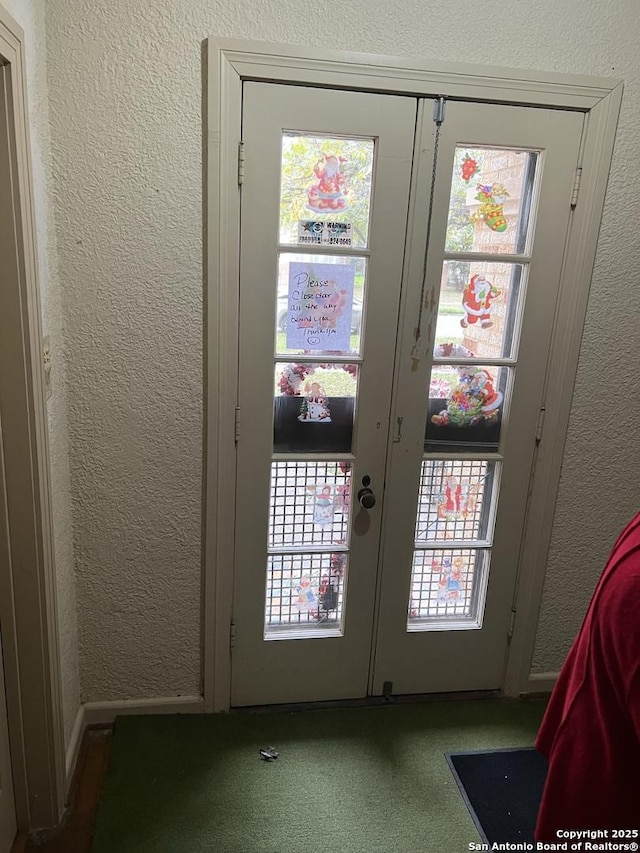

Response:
(422, 452), (504, 462)
(414, 540), (493, 549)
(432, 357), (517, 367)
(278, 244), (373, 259)
(268, 544), (350, 555)
(444, 251), (531, 263)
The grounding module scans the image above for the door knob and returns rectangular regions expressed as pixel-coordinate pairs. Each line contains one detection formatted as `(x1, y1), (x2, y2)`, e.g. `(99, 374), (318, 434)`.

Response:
(357, 486), (376, 509)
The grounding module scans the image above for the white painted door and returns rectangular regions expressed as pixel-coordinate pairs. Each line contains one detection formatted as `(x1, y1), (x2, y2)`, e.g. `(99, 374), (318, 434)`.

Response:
(373, 100), (583, 695)
(232, 82), (420, 705)
(231, 83), (583, 705)
(0, 626), (16, 853)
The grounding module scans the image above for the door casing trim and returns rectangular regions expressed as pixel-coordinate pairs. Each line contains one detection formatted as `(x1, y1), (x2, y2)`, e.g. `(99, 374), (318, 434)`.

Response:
(0, 3), (66, 829)
(205, 37), (622, 711)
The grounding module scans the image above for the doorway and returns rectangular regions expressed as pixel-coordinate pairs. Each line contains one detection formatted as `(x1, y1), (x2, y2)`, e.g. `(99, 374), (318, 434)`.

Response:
(0, 3), (67, 831)
(229, 81), (582, 706)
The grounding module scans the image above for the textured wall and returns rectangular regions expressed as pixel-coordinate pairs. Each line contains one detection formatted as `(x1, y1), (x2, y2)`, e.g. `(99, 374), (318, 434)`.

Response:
(2, 0), (80, 746)
(44, 0), (638, 701)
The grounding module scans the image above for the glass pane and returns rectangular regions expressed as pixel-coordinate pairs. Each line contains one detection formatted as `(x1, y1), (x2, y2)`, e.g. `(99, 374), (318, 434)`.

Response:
(434, 261), (525, 360)
(265, 552), (347, 636)
(279, 134), (375, 249)
(415, 460), (497, 543)
(275, 254), (365, 356)
(274, 363), (359, 453)
(269, 461), (352, 548)
(408, 548), (489, 625)
(445, 147), (538, 255)
(426, 365), (510, 453)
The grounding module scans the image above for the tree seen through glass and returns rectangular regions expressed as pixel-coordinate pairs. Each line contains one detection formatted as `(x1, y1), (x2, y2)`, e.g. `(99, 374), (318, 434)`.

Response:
(279, 134), (375, 248)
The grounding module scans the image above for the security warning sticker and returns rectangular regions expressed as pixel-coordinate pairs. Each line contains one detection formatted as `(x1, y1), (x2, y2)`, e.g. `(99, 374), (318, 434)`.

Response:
(297, 220), (353, 247)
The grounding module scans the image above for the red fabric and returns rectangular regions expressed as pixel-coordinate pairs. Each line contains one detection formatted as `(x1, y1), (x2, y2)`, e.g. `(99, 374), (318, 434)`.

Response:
(535, 512), (640, 839)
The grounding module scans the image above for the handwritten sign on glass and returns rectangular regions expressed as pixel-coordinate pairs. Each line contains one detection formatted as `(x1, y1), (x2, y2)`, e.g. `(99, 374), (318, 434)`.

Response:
(286, 262), (355, 351)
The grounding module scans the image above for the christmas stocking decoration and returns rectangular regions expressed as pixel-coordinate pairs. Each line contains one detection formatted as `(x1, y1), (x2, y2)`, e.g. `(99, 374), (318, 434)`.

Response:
(472, 182), (509, 233)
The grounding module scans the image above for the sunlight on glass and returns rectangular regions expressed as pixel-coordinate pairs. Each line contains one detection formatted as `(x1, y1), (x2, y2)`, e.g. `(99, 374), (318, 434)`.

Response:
(274, 363), (359, 453)
(407, 548), (489, 624)
(445, 147), (539, 255)
(279, 134), (375, 248)
(434, 261), (525, 360)
(414, 460), (497, 544)
(426, 364), (510, 453)
(265, 552), (347, 636)
(275, 253), (366, 357)
(269, 461), (352, 549)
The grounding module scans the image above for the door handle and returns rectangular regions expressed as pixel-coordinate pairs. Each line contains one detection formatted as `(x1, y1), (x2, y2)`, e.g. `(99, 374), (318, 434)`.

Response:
(357, 486), (376, 509)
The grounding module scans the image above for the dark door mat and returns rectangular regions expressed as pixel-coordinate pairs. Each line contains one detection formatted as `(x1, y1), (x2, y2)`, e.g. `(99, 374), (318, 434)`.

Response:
(446, 747), (547, 844)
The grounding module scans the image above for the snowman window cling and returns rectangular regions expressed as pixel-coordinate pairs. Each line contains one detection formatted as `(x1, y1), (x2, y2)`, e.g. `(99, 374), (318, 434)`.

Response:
(298, 380), (331, 422)
(310, 484), (335, 526)
(460, 274), (501, 330)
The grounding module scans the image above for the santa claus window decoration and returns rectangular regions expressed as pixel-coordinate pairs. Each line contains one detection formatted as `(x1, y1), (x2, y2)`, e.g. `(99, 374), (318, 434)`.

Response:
(460, 274), (500, 331)
(425, 362), (510, 453)
(432, 260), (526, 363)
(414, 459), (498, 542)
(306, 153), (349, 214)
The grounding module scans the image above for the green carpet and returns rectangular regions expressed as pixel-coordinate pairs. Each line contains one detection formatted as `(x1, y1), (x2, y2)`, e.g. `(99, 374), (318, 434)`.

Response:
(91, 699), (545, 853)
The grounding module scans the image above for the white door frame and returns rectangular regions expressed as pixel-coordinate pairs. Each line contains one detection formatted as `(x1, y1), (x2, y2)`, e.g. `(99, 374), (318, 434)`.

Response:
(205, 37), (622, 711)
(0, 4), (66, 830)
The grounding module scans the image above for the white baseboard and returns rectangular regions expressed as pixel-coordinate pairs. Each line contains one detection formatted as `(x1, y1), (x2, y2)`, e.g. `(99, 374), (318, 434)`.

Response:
(65, 703), (86, 791)
(521, 671), (559, 695)
(83, 695), (205, 725)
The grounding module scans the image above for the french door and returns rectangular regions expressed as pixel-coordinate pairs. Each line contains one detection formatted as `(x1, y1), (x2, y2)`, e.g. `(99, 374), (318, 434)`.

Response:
(231, 81), (582, 706)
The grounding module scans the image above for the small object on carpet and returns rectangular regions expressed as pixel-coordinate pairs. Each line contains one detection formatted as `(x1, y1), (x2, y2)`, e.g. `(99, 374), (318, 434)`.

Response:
(446, 747), (547, 844)
(259, 746), (279, 761)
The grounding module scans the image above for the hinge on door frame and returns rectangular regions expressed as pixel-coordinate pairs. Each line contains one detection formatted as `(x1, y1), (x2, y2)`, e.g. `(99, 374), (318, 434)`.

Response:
(535, 406), (546, 445)
(234, 406), (240, 444)
(393, 415), (404, 443)
(433, 96), (446, 126)
(570, 166), (582, 208)
(507, 609), (517, 639)
(237, 141), (245, 186)
(230, 619), (237, 649)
